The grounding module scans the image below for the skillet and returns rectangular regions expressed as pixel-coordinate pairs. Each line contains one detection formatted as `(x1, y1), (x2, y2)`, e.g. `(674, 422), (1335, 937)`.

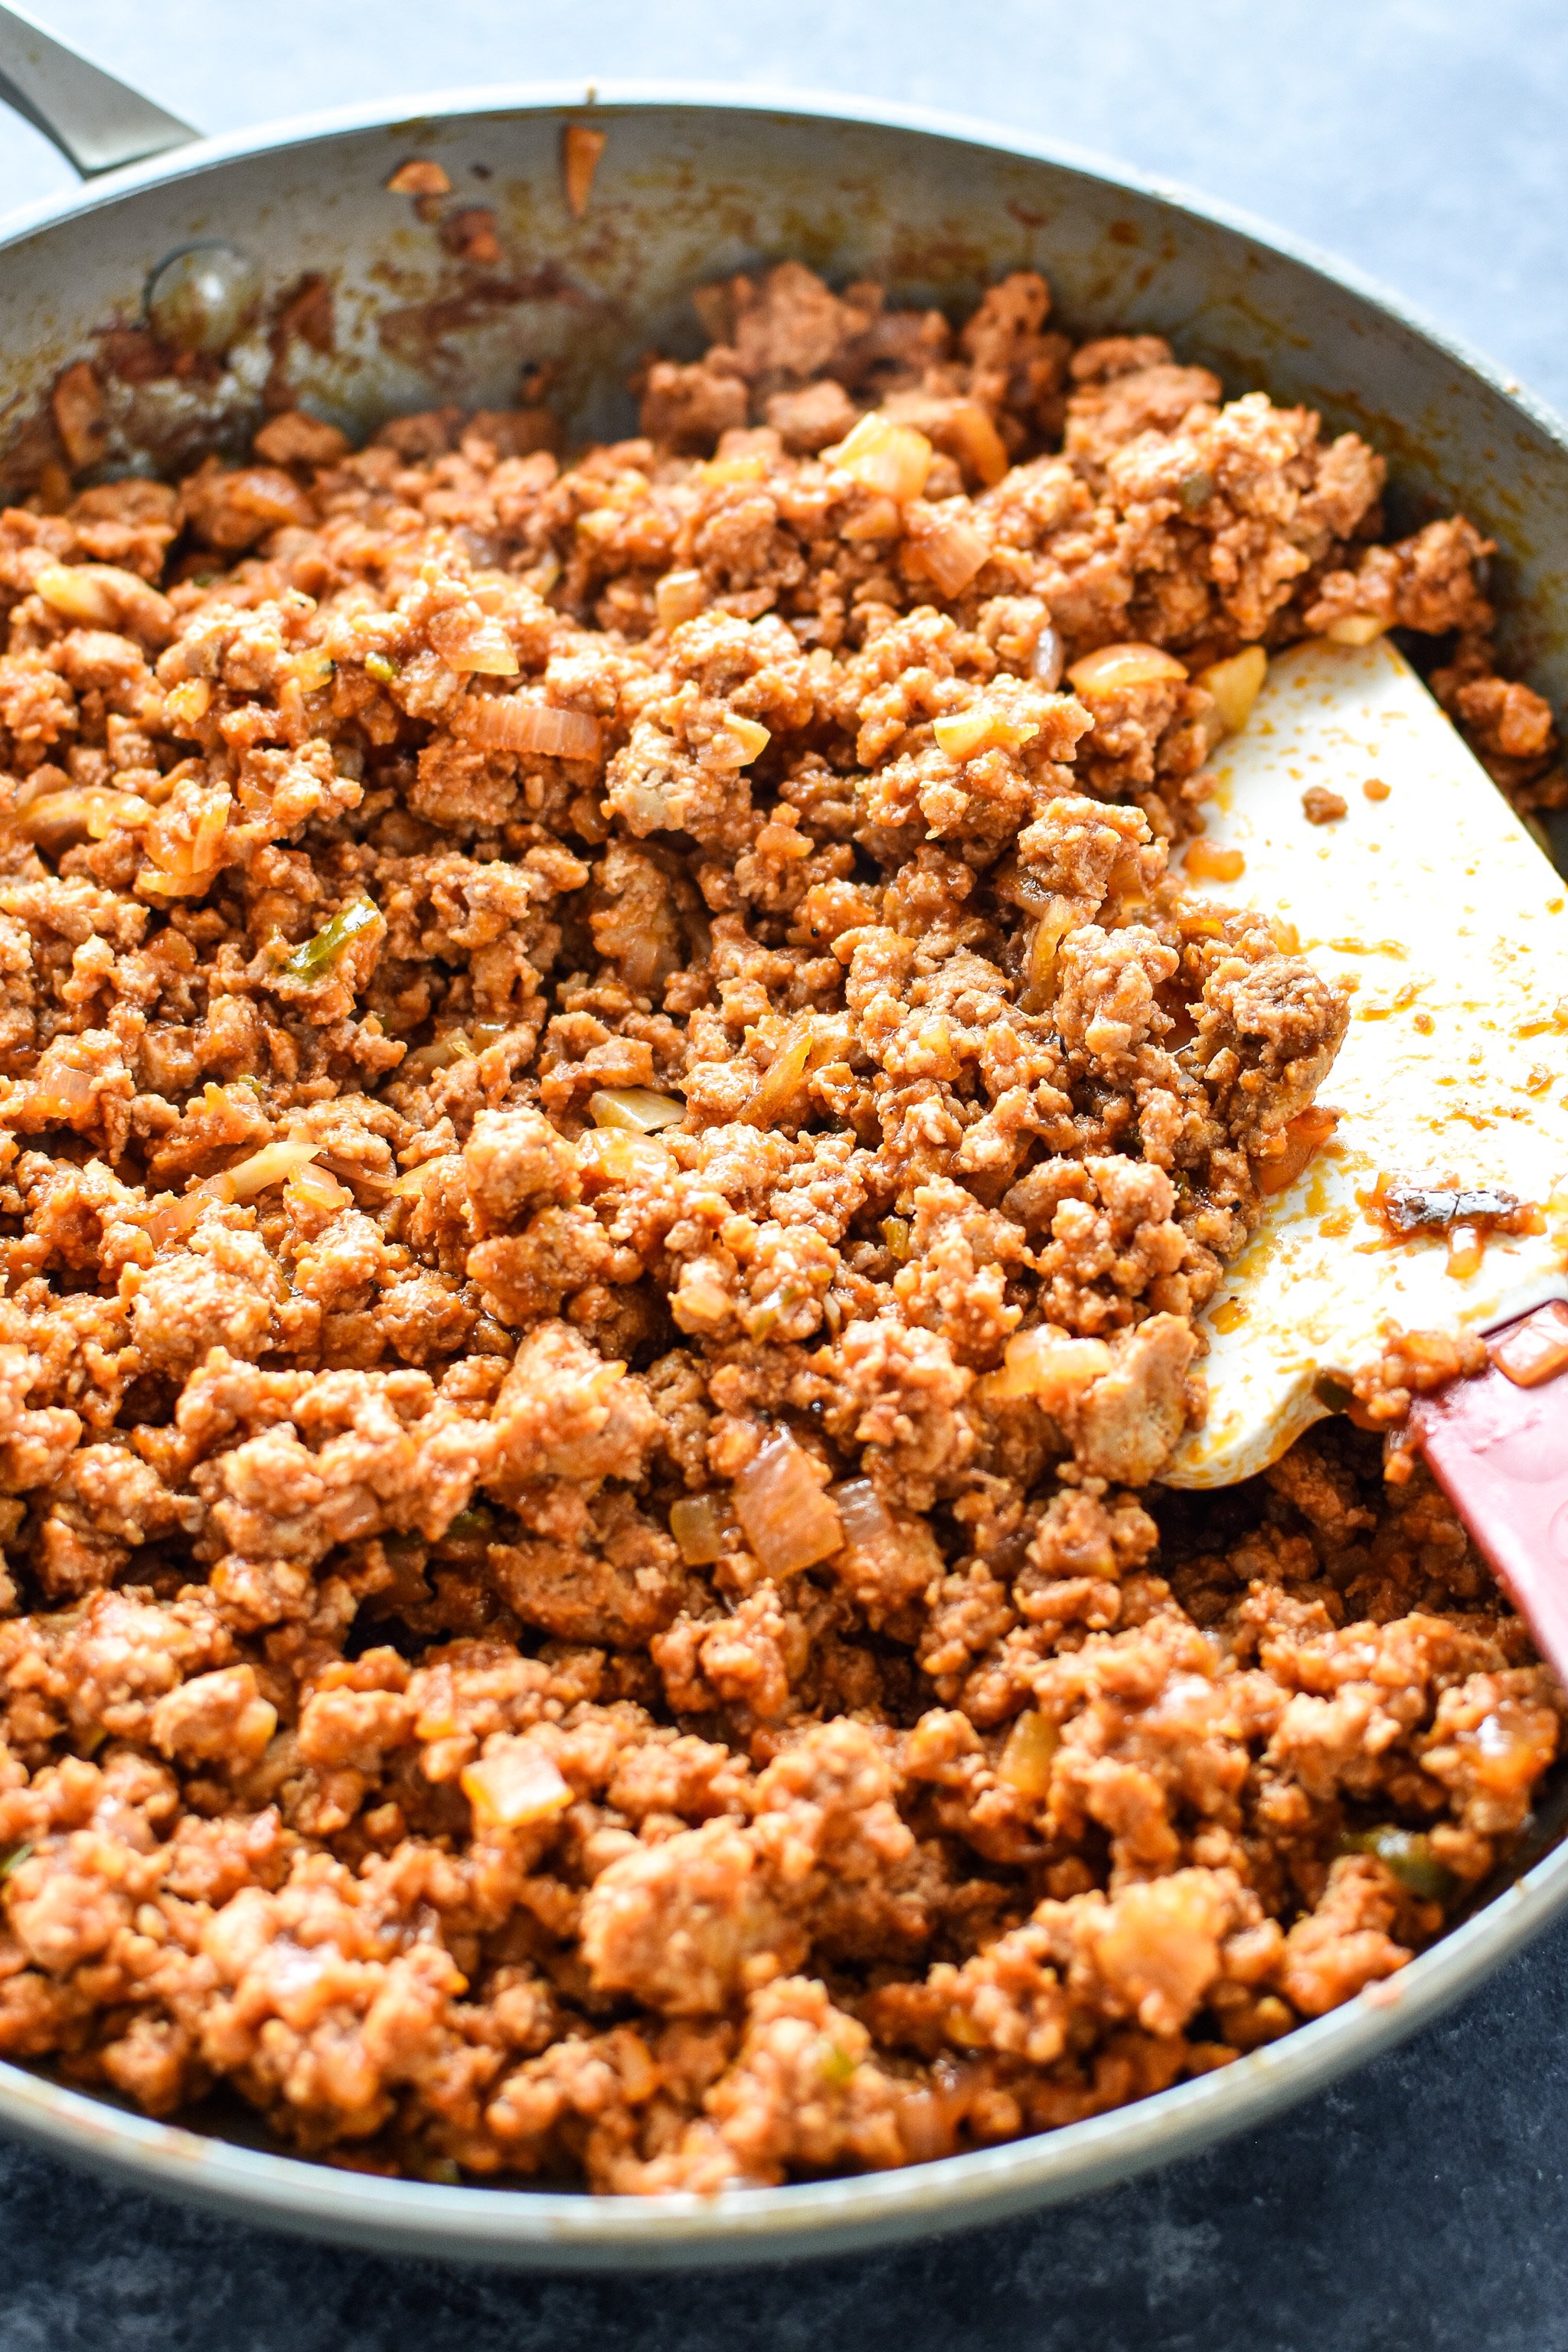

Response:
(0, 1), (1566, 2268)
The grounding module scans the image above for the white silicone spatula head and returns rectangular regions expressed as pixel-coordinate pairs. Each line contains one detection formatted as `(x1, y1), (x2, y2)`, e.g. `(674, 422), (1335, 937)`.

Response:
(1162, 635), (1568, 1489)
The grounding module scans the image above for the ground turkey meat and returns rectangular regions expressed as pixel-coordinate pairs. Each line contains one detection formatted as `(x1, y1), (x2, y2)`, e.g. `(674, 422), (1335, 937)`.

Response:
(0, 261), (1557, 2194)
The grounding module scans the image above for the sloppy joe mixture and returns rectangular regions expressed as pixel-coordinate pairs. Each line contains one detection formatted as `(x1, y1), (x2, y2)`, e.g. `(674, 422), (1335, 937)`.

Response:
(0, 261), (1560, 2191)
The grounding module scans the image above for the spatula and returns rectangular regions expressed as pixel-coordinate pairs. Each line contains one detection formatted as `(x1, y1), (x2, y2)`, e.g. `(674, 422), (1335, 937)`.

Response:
(1160, 636), (1568, 1668)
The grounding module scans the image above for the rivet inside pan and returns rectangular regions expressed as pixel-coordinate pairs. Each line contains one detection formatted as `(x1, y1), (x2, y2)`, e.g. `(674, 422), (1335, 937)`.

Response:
(145, 243), (261, 357)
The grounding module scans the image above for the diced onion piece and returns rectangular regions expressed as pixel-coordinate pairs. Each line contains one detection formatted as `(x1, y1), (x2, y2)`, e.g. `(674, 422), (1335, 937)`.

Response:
(839, 495), (901, 543)
(740, 1018), (815, 1126)
(450, 697), (518, 753)
(456, 620), (520, 676)
(587, 1086), (685, 1132)
(712, 715), (770, 769)
(454, 695), (548, 754)
(734, 1431), (843, 1576)
(697, 455), (768, 486)
(141, 786), (233, 898)
(1183, 838), (1246, 882)
(164, 677), (212, 730)
(880, 1216), (910, 1262)
(391, 1161), (444, 1199)
(34, 561), (175, 642)
(933, 703), (1039, 760)
(387, 158), (452, 195)
(669, 1493), (737, 1566)
(291, 647), (335, 694)
(1032, 626), (1065, 691)
(485, 699), (603, 761)
(97, 791), (155, 832)
(1107, 846), (1151, 910)
(944, 401), (1011, 488)
(1460, 1709), (1554, 1802)
(1254, 1104), (1339, 1197)
(239, 468), (313, 530)
(830, 1477), (895, 1550)
(315, 1154), (396, 1206)
(1325, 614), (1386, 645)
(145, 1177), (227, 1247)
(746, 1279), (808, 1341)
(910, 511), (991, 599)
(997, 1710), (1060, 1800)
(145, 1138), (323, 1243)
(655, 569), (707, 630)
(192, 795), (230, 867)
(427, 604), (521, 676)
(462, 1735), (573, 1829)
(286, 1160), (352, 1215)
(561, 122), (607, 218)
(1197, 645), (1268, 737)
(828, 413), (933, 504)
(13, 788), (147, 851)
(224, 1139), (323, 1200)
(31, 1060), (96, 1113)
(1020, 893), (1078, 1014)
(144, 1195), (200, 1248)
(978, 1328), (1111, 1411)
(1067, 642), (1188, 695)
(577, 1128), (674, 1189)
(400, 1029), (475, 1077)
(825, 1480), (945, 1623)
(34, 562), (122, 626)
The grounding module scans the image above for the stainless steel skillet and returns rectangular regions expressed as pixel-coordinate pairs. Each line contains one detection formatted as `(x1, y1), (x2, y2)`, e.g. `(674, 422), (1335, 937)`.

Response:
(1, 0), (1567, 2273)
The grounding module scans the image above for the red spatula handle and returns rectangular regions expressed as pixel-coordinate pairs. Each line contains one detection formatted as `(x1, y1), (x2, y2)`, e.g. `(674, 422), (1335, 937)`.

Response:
(1409, 1304), (1568, 1680)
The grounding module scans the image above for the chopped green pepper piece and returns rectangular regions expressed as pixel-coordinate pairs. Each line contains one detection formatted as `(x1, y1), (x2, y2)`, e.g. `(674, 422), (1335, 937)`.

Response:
(446, 1505), (495, 1540)
(365, 652), (400, 685)
(1340, 1824), (1456, 1903)
(820, 2040), (858, 2087)
(746, 1279), (805, 1341)
(283, 897), (380, 979)
(0, 1842), (33, 1880)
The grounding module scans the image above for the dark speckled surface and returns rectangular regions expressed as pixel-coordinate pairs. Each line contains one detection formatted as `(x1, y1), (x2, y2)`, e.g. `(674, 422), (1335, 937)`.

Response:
(4, 5), (1568, 2344)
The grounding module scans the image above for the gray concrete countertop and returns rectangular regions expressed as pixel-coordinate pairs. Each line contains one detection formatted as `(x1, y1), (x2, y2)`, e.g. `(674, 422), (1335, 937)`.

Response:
(2, 7), (1565, 2345)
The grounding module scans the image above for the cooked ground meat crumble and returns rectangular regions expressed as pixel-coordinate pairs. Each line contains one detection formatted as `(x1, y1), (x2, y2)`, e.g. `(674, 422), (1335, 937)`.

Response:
(0, 260), (1560, 2193)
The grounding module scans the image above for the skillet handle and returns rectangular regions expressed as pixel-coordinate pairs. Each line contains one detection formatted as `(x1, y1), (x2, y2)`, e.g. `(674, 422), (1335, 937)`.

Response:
(0, 0), (197, 177)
